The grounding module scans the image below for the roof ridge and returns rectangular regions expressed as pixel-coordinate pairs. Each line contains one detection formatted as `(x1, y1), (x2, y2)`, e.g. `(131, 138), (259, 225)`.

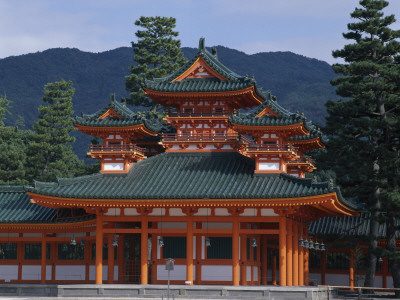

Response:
(0, 185), (29, 193)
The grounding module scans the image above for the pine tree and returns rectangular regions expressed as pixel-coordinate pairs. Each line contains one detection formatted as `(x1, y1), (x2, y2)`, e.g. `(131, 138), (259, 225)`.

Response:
(318, 0), (400, 291)
(0, 94), (11, 127)
(26, 80), (83, 182)
(125, 16), (187, 111)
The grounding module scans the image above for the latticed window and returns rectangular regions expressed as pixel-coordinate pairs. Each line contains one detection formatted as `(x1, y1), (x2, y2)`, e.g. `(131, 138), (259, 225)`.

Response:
(309, 251), (321, 269)
(91, 244), (117, 260)
(327, 252), (349, 270)
(0, 243), (17, 259)
(58, 244), (84, 260)
(163, 237), (186, 259)
(24, 243), (50, 260)
(207, 237), (232, 259)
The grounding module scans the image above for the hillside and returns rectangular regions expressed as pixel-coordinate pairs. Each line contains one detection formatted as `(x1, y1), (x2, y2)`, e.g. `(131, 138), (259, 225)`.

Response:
(0, 46), (338, 159)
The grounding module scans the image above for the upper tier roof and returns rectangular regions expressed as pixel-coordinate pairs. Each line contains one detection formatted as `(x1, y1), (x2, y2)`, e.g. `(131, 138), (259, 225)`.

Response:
(73, 95), (162, 133)
(142, 38), (268, 107)
(0, 186), (94, 224)
(27, 152), (356, 212)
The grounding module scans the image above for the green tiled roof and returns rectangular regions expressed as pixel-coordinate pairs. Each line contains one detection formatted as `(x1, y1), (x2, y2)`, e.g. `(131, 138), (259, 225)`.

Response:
(28, 152), (355, 210)
(0, 186), (94, 224)
(245, 92), (292, 118)
(229, 114), (308, 128)
(73, 96), (162, 132)
(309, 212), (393, 238)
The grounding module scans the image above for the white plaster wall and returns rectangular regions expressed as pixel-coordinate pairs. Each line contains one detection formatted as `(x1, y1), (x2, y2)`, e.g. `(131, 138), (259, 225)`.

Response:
(215, 208), (230, 216)
(22, 265), (41, 280)
(254, 266), (258, 281)
(149, 208), (165, 216)
(0, 233), (18, 237)
(202, 222), (232, 229)
(159, 222), (187, 229)
(157, 265), (191, 281)
(247, 266), (251, 281)
(205, 145), (216, 149)
(104, 163), (124, 171)
(114, 265), (118, 281)
(56, 265), (85, 281)
(169, 208), (186, 217)
(259, 162), (280, 171)
(261, 209), (278, 217)
(46, 265), (51, 281)
(309, 273), (322, 285)
(104, 208), (121, 216)
(124, 208), (139, 216)
(325, 273), (349, 286)
(0, 265), (18, 282)
(241, 209), (258, 217)
(202, 265), (232, 281)
(170, 145), (180, 150)
(221, 145), (233, 149)
(22, 233), (42, 237)
(194, 208), (210, 216)
(89, 265), (108, 281)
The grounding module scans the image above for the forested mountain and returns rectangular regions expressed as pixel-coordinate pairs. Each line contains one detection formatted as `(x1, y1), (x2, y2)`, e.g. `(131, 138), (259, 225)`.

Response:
(0, 46), (337, 159)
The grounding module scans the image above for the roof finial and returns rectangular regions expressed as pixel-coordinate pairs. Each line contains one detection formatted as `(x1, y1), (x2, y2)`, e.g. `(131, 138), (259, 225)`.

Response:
(110, 93), (116, 103)
(212, 47), (218, 58)
(199, 37), (205, 50)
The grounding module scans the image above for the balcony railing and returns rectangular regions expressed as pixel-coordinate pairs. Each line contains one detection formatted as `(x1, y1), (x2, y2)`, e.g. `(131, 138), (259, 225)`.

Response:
(166, 111), (234, 118)
(287, 156), (315, 165)
(89, 144), (145, 155)
(162, 133), (239, 142)
(246, 143), (298, 153)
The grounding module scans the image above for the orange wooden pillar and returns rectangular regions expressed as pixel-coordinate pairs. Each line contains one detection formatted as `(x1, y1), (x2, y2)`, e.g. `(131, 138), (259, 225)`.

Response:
(195, 222), (202, 284)
(279, 216), (287, 286)
(232, 217), (240, 285)
(286, 218), (293, 286)
(186, 217), (194, 285)
(349, 250), (355, 289)
(41, 233), (46, 283)
(292, 220), (299, 286)
(141, 215), (148, 284)
(108, 235), (114, 283)
(96, 214), (103, 284)
(240, 231), (247, 285)
(272, 255), (277, 285)
(298, 223), (304, 285)
(304, 226), (309, 285)
(261, 235), (268, 285)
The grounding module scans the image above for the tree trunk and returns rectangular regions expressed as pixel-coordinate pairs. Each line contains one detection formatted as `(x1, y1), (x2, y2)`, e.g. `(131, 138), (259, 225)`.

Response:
(364, 205), (379, 287)
(387, 216), (400, 298)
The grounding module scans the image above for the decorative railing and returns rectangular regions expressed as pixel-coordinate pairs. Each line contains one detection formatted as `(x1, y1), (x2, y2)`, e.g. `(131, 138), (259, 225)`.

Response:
(246, 143), (298, 153)
(89, 144), (145, 155)
(166, 111), (234, 118)
(162, 133), (239, 142)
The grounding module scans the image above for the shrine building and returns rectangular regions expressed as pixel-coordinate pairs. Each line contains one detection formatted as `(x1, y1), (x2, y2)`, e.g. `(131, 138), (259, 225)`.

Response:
(0, 38), (360, 286)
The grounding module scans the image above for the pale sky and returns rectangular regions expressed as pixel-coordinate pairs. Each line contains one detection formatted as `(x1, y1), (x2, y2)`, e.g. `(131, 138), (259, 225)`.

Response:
(1, 0), (400, 64)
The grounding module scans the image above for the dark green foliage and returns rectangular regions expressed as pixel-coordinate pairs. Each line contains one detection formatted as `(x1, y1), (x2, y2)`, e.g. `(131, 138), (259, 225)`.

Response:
(26, 80), (86, 182)
(0, 94), (11, 127)
(125, 16), (187, 109)
(316, 0), (400, 291)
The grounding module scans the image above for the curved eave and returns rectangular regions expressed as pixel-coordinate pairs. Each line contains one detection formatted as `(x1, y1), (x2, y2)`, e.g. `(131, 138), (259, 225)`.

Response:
(288, 137), (325, 151)
(28, 192), (358, 216)
(230, 122), (309, 136)
(0, 219), (96, 230)
(144, 86), (263, 108)
(75, 124), (158, 137)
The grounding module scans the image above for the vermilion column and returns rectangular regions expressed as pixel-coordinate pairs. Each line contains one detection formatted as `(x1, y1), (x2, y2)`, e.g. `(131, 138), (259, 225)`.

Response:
(186, 217), (194, 285)
(349, 250), (355, 289)
(304, 226), (309, 285)
(108, 235), (114, 283)
(279, 216), (287, 286)
(286, 218), (293, 286)
(272, 255), (277, 285)
(299, 223), (304, 285)
(232, 217), (240, 285)
(141, 215), (148, 284)
(293, 220), (299, 286)
(41, 233), (46, 283)
(240, 232), (247, 285)
(96, 214), (103, 284)
(195, 222), (202, 284)
(261, 235), (268, 285)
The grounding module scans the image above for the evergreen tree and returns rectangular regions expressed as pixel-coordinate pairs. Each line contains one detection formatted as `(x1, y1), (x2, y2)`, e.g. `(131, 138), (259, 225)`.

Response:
(26, 80), (83, 182)
(125, 16), (187, 111)
(0, 94), (11, 126)
(317, 0), (400, 291)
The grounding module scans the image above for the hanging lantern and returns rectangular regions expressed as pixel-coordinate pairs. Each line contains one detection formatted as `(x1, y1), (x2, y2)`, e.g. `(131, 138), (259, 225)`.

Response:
(320, 242), (326, 251)
(378, 257), (383, 263)
(80, 238), (86, 247)
(251, 238), (257, 248)
(314, 241), (320, 251)
(298, 238), (304, 248)
(205, 237), (211, 247)
(159, 237), (164, 247)
(308, 240), (314, 250)
(112, 235), (118, 247)
(70, 236), (77, 246)
(303, 239), (309, 249)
